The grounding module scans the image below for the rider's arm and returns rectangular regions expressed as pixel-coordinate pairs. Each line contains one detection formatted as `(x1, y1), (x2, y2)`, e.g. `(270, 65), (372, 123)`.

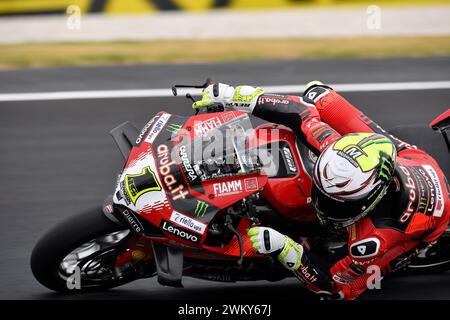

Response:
(292, 224), (420, 300)
(327, 222), (426, 300)
(252, 94), (341, 154)
(303, 84), (416, 151)
(192, 83), (341, 154)
(193, 82), (413, 152)
(248, 222), (425, 300)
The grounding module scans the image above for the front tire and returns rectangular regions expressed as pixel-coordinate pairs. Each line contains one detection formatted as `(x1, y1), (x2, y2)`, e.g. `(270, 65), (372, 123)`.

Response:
(30, 208), (133, 292)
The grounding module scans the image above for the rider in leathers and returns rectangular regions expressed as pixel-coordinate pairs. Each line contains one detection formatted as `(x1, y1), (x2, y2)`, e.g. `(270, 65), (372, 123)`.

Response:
(193, 82), (450, 300)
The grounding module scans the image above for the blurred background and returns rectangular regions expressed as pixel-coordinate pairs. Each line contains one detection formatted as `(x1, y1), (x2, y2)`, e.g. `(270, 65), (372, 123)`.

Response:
(1, 0), (450, 66)
(0, 0), (449, 300)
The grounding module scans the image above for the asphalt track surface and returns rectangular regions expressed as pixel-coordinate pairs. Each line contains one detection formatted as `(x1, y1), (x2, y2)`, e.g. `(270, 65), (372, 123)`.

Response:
(0, 57), (449, 300)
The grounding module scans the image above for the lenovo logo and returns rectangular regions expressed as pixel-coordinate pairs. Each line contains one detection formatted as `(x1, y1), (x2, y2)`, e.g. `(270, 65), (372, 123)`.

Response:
(160, 220), (201, 244)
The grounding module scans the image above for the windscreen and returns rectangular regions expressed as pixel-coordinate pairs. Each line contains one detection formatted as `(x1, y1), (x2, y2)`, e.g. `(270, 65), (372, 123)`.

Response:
(177, 114), (261, 184)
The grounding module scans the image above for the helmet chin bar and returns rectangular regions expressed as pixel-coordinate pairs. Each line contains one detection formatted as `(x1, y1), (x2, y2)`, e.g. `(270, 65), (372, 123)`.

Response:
(314, 181), (391, 228)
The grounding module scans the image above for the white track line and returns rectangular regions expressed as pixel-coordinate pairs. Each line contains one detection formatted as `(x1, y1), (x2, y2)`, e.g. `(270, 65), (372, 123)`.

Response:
(0, 81), (449, 102)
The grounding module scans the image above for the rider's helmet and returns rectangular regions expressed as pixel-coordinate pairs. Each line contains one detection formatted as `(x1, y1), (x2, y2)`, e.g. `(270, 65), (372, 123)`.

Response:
(311, 133), (397, 228)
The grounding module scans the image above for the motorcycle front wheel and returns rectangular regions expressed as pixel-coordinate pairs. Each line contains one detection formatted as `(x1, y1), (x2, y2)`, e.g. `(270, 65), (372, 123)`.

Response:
(30, 209), (143, 293)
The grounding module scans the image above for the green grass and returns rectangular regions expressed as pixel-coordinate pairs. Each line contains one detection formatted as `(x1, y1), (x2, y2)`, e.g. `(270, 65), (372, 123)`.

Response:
(1, 36), (450, 69)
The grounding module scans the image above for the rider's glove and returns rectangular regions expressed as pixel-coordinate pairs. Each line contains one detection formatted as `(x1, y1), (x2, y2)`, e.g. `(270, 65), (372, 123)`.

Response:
(247, 227), (304, 271)
(192, 83), (264, 113)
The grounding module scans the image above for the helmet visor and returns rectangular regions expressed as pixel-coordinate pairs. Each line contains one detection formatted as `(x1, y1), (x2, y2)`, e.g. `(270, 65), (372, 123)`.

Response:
(311, 181), (388, 228)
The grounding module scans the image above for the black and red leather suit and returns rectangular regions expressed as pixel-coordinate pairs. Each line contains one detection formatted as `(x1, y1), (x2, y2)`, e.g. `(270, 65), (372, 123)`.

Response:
(252, 85), (450, 299)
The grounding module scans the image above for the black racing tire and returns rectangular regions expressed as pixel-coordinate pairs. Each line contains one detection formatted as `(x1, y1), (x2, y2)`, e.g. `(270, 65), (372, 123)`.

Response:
(407, 260), (450, 274)
(388, 124), (449, 179)
(30, 208), (134, 293)
(406, 236), (450, 274)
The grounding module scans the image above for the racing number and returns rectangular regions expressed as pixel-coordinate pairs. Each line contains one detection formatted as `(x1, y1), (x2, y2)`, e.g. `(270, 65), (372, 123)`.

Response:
(125, 166), (161, 205)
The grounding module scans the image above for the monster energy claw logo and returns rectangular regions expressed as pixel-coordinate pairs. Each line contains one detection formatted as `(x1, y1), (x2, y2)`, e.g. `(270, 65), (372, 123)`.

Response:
(378, 155), (393, 181)
(166, 123), (183, 135)
(418, 197), (427, 211)
(194, 201), (209, 218)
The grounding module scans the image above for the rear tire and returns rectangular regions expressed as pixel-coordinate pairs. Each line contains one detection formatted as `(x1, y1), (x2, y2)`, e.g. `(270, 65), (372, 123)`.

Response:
(30, 208), (132, 292)
(407, 235), (450, 274)
(389, 124), (450, 178)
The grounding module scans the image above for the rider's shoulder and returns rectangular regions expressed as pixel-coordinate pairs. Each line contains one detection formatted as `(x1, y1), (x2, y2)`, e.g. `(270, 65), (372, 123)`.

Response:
(363, 162), (447, 237)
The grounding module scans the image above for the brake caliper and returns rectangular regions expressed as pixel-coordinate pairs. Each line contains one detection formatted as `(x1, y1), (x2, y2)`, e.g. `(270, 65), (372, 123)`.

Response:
(114, 235), (153, 275)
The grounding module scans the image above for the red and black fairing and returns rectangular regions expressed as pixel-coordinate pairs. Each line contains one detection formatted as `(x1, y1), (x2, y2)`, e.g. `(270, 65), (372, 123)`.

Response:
(115, 111), (267, 255)
(250, 123), (318, 222)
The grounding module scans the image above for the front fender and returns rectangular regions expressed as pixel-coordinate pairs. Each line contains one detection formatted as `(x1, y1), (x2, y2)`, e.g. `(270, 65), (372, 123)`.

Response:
(102, 194), (125, 226)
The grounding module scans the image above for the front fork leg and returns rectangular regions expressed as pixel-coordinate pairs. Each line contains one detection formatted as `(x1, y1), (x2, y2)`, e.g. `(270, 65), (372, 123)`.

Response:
(114, 234), (154, 277)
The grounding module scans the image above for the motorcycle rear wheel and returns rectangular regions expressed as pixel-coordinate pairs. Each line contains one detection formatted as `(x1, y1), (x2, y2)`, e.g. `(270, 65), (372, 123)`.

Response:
(407, 235), (450, 274)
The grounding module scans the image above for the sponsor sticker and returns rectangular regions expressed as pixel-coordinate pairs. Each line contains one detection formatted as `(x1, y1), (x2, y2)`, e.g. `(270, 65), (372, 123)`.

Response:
(337, 147), (364, 168)
(122, 209), (144, 234)
(299, 265), (318, 284)
(400, 164), (445, 222)
(244, 177), (259, 192)
(282, 147), (298, 173)
(221, 112), (237, 123)
(166, 123), (183, 135)
(125, 166), (162, 205)
(170, 211), (206, 234)
(213, 180), (243, 197)
(194, 200), (209, 218)
(160, 219), (201, 244)
(333, 273), (351, 285)
(178, 145), (198, 183)
(120, 180), (132, 205)
(145, 113), (171, 143)
(213, 178), (259, 197)
(157, 144), (190, 201)
(259, 96), (290, 106)
(193, 116), (222, 136)
(136, 116), (157, 145)
(398, 165), (416, 223)
(104, 203), (114, 214)
(422, 165), (444, 217)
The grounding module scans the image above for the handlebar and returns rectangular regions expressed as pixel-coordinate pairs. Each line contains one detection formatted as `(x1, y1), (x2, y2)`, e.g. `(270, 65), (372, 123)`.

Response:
(171, 78), (223, 114)
(171, 77), (213, 96)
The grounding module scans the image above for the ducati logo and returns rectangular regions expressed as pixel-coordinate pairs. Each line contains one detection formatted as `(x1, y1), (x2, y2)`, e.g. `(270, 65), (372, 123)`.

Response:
(125, 166), (161, 205)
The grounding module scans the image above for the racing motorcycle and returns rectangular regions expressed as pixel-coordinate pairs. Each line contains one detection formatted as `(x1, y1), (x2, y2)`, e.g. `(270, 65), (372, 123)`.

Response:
(31, 79), (450, 293)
